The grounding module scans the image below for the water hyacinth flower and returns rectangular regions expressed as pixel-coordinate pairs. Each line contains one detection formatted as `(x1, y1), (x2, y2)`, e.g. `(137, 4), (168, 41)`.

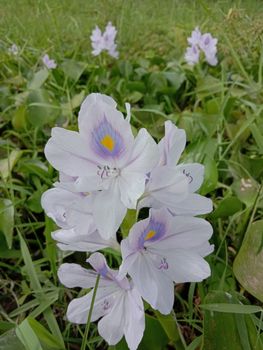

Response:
(44, 93), (159, 239)
(91, 22), (119, 58)
(42, 54), (57, 69)
(8, 44), (19, 55)
(119, 208), (213, 314)
(185, 27), (218, 66)
(139, 121), (213, 216)
(41, 187), (118, 252)
(59, 253), (145, 350)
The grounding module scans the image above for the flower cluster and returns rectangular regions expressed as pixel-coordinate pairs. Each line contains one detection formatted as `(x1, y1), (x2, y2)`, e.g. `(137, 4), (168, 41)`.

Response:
(185, 27), (218, 66)
(42, 54), (57, 69)
(90, 22), (119, 58)
(8, 43), (19, 56)
(42, 93), (213, 349)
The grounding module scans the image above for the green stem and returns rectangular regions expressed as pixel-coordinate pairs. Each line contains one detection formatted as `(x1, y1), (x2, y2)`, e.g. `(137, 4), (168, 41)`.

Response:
(80, 274), (100, 350)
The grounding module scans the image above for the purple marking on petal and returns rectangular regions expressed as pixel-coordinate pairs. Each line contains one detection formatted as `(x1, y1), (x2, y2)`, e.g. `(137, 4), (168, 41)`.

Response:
(91, 116), (125, 159)
(158, 258), (169, 270)
(97, 264), (109, 277)
(102, 299), (111, 311)
(138, 218), (166, 248)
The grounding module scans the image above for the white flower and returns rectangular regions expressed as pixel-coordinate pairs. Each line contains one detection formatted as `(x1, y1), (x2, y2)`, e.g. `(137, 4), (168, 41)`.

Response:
(187, 27), (202, 46)
(91, 22), (119, 58)
(184, 45), (200, 66)
(44, 93), (159, 239)
(8, 44), (19, 55)
(59, 253), (145, 350)
(139, 121), (213, 216)
(41, 187), (118, 252)
(119, 208), (213, 314)
(42, 54), (57, 69)
(185, 27), (218, 66)
(199, 33), (218, 66)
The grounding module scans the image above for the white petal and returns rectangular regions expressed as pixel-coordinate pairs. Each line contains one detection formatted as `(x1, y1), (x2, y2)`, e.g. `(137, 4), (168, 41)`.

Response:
(175, 163), (205, 192)
(145, 167), (189, 208)
(124, 288), (145, 350)
(77, 96), (134, 165)
(163, 249), (211, 283)
(52, 228), (115, 252)
(168, 193), (213, 215)
(126, 254), (158, 309)
(128, 253), (173, 314)
(67, 286), (120, 324)
(158, 121), (186, 166)
(41, 188), (80, 228)
(92, 182), (127, 239)
(44, 127), (98, 177)
(98, 291), (126, 345)
(78, 94), (117, 132)
(58, 263), (98, 288)
(123, 128), (159, 173)
(125, 102), (131, 123)
(118, 171), (146, 209)
(148, 216), (213, 251)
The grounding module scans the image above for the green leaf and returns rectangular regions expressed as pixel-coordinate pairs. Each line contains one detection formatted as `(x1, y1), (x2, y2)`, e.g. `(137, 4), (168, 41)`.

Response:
(233, 220), (263, 302)
(203, 291), (263, 350)
(0, 198), (14, 249)
(200, 156), (218, 195)
(211, 196), (243, 219)
(0, 149), (22, 180)
(27, 89), (60, 127)
(0, 329), (25, 350)
(12, 105), (28, 130)
(61, 59), (87, 81)
(201, 303), (262, 314)
(27, 318), (64, 349)
(121, 209), (137, 238)
(16, 319), (43, 350)
(232, 178), (259, 207)
(28, 69), (49, 90)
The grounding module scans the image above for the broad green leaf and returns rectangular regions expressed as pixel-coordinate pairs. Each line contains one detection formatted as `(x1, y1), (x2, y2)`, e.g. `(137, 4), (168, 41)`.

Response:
(16, 319), (43, 350)
(232, 178), (259, 207)
(0, 198), (14, 249)
(0, 232), (20, 259)
(0, 329), (25, 350)
(12, 105), (28, 130)
(27, 89), (60, 127)
(211, 196), (243, 218)
(233, 220), (263, 302)
(201, 303), (262, 314)
(61, 59), (87, 81)
(28, 69), (49, 90)
(61, 90), (85, 116)
(148, 72), (167, 94)
(27, 318), (64, 349)
(0, 149), (22, 180)
(200, 156), (218, 195)
(203, 291), (263, 350)
(121, 209), (137, 238)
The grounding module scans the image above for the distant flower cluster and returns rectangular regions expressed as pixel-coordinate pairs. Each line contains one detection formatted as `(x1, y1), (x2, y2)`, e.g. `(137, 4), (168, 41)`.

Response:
(185, 27), (218, 66)
(42, 93), (213, 349)
(90, 22), (119, 58)
(8, 44), (19, 55)
(42, 54), (57, 69)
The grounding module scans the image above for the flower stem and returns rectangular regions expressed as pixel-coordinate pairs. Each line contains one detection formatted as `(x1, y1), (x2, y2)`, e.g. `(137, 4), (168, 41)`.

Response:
(80, 274), (100, 350)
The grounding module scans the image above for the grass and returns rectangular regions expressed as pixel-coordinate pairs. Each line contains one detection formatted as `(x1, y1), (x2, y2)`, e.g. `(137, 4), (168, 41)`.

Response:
(1, 0), (263, 349)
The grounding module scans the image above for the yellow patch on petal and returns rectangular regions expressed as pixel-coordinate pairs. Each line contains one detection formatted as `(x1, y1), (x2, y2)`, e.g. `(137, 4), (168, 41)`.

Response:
(101, 134), (115, 151)
(145, 230), (156, 240)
